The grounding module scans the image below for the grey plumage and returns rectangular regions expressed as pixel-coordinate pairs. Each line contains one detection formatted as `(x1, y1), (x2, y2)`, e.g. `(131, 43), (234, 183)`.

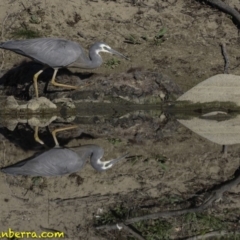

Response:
(0, 38), (80, 68)
(1, 144), (128, 176)
(0, 38), (128, 97)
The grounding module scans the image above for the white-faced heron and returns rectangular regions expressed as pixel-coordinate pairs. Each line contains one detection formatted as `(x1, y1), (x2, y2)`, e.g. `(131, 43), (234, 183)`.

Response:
(1, 125), (128, 176)
(0, 38), (128, 98)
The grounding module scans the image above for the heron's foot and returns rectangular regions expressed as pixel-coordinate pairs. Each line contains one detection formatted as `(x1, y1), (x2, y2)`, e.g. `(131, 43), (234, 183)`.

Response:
(76, 82), (93, 90)
(34, 126), (45, 145)
(33, 73), (40, 98)
(51, 81), (78, 89)
(51, 76), (91, 90)
(51, 125), (79, 146)
(33, 68), (46, 98)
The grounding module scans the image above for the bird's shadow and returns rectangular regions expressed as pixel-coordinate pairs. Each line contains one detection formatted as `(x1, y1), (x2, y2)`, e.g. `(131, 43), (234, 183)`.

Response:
(0, 60), (94, 100)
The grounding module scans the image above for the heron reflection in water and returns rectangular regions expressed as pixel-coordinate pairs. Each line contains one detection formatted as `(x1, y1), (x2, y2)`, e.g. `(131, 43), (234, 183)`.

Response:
(1, 125), (128, 176)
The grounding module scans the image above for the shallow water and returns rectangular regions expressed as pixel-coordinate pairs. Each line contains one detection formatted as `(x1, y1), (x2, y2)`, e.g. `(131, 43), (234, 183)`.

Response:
(0, 104), (240, 238)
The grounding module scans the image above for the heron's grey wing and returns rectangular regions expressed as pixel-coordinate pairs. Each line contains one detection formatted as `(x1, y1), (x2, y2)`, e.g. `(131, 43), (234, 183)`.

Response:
(1, 148), (84, 176)
(0, 38), (83, 68)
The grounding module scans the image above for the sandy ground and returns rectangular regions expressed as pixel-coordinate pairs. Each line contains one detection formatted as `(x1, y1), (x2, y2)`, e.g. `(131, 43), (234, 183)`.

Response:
(0, 0), (240, 239)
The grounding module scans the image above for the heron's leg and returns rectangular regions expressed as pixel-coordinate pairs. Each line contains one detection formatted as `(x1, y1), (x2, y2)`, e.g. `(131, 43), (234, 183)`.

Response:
(51, 125), (78, 147)
(50, 69), (78, 89)
(222, 145), (228, 157)
(33, 67), (47, 98)
(34, 126), (45, 145)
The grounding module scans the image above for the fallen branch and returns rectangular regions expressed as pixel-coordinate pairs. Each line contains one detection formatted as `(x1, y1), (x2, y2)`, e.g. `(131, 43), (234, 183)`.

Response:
(202, 0), (240, 27)
(96, 167), (240, 230)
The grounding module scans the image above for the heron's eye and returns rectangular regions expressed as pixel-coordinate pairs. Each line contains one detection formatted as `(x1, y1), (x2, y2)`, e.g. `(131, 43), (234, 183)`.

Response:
(105, 162), (112, 168)
(103, 46), (110, 51)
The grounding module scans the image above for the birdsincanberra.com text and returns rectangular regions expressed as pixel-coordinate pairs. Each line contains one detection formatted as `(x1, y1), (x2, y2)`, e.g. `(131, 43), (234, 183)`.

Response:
(0, 229), (64, 238)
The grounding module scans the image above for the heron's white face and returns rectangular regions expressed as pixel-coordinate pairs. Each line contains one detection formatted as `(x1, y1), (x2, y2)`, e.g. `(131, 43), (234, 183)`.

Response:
(99, 43), (112, 54)
(97, 158), (113, 170)
(94, 153), (128, 171)
(96, 43), (128, 60)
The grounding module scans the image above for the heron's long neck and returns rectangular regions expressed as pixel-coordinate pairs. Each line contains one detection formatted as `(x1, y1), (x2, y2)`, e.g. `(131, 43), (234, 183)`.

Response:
(75, 145), (103, 162)
(68, 49), (102, 69)
(79, 144), (104, 171)
(88, 48), (103, 68)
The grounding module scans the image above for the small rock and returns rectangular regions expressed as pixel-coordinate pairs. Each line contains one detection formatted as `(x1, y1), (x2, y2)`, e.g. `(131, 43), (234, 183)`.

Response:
(28, 116), (57, 127)
(5, 96), (19, 109)
(18, 97), (57, 111)
(52, 98), (76, 109)
(5, 119), (18, 131)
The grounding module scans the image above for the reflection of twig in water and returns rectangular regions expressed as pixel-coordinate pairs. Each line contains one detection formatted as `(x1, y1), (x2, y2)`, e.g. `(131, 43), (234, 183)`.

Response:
(220, 41), (229, 155)
(220, 42), (229, 74)
(96, 167), (240, 231)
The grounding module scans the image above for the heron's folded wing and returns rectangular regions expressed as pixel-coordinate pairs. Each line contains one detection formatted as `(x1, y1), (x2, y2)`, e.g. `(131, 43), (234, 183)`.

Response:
(0, 38), (82, 68)
(2, 148), (84, 176)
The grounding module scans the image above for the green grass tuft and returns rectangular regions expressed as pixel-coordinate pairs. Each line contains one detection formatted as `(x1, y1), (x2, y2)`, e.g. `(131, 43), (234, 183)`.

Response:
(11, 28), (41, 39)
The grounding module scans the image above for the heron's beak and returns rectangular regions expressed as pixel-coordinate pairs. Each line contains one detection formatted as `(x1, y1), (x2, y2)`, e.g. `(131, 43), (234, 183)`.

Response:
(105, 153), (129, 168)
(110, 48), (129, 60)
(96, 152), (129, 172)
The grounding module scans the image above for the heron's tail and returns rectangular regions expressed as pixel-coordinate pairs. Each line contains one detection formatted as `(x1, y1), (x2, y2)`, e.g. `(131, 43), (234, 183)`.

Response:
(1, 159), (29, 175)
(0, 42), (8, 49)
(1, 167), (24, 175)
